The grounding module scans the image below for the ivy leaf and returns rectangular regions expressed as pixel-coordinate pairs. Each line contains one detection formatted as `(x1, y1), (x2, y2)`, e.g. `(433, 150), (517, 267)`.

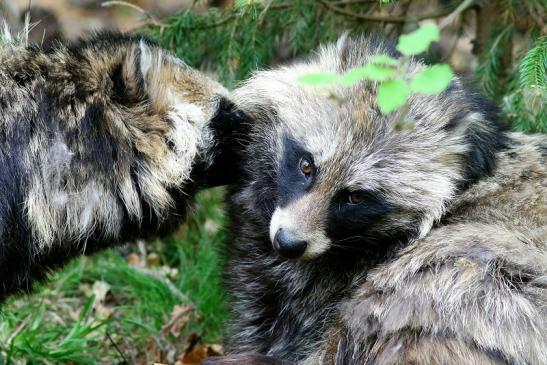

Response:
(298, 73), (339, 85)
(377, 79), (409, 114)
(370, 54), (399, 66)
(396, 23), (440, 56)
(340, 64), (395, 85)
(410, 64), (453, 94)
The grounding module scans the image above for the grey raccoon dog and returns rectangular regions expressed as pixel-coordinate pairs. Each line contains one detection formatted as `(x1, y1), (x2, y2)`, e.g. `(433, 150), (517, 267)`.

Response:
(207, 36), (546, 365)
(0, 27), (248, 300)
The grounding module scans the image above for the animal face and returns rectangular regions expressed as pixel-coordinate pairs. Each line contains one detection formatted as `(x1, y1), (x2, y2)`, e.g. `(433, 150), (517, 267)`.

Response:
(269, 132), (399, 260)
(232, 36), (503, 260)
(263, 93), (431, 261)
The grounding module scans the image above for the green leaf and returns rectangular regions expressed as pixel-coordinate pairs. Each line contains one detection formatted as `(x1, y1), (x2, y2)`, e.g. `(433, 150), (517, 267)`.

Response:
(410, 64), (453, 94)
(377, 79), (409, 114)
(340, 64), (395, 85)
(298, 72), (339, 85)
(370, 54), (399, 66)
(396, 23), (440, 56)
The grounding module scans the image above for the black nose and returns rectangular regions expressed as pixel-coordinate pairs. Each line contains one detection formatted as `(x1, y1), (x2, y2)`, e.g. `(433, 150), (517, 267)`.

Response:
(273, 229), (307, 259)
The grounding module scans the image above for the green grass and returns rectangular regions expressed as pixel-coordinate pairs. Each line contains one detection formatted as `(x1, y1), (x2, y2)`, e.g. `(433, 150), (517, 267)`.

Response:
(0, 188), (229, 365)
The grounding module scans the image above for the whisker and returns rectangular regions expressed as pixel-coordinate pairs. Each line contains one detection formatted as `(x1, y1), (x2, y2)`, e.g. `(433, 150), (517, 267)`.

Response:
(333, 235), (365, 244)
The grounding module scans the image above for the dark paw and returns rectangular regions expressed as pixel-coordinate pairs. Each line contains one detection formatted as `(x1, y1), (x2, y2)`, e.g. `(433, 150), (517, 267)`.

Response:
(203, 353), (293, 365)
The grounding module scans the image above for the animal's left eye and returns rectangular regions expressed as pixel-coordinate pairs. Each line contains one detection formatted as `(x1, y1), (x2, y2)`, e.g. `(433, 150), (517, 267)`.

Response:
(299, 158), (313, 176)
(347, 191), (367, 204)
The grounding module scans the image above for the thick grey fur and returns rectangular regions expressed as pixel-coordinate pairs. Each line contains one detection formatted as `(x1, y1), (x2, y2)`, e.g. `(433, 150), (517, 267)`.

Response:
(207, 36), (546, 365)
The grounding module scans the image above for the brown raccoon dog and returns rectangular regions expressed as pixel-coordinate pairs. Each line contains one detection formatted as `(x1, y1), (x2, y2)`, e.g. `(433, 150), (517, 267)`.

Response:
(0, 30), (248, 300)
(206, 36), (547, 365)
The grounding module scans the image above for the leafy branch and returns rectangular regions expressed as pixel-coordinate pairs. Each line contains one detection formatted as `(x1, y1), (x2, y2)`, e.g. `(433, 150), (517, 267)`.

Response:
(298, 24), (453, 115)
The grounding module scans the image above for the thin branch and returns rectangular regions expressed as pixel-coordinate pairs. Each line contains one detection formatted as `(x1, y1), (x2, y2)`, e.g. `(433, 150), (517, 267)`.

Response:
(442, 15), (464, 62)
(528, 2), (546, 31)
(438, 0), (475, 29)
(191, 14), (236, 29)
(270, 0), (376, 10)
(101, 1), (167, 30)
(319, 0), (455, 24)
(106, 331), (130, 364)
(332, 0), (378, 4)
(389, 0), (412, 37)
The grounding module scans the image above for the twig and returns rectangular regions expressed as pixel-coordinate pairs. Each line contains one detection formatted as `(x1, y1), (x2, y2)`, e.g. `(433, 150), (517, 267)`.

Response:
(332, 0), (378, 4)
(269, 0), (376, 9)
(388, 0), (412, 37)
(438, 0), (475, 29)
(101, 1), (167, 31)
(528, 2), (546, 31)
(106, 331), (130, 364)
(186, 14), (236, 30)
(319, 0), (454, 24)
(442, 15), (464, 62)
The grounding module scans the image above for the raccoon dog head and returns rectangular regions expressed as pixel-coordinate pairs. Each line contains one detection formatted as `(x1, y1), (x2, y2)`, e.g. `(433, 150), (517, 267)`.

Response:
(232, 36), (506, 261)
(12, 33), (250, 247)
(94, 33), (249, 188)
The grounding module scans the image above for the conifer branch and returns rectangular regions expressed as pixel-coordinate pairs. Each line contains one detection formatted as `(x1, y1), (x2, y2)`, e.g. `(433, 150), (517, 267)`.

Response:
(319, 0), (454, 23)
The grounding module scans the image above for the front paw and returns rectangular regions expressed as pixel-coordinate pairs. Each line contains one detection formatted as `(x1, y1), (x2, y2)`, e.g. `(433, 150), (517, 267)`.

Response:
(203, 353), (292, 365)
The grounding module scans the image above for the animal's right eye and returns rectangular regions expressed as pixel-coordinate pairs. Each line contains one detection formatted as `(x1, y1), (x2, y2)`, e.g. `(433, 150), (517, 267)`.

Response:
(299, 158), (313, 176)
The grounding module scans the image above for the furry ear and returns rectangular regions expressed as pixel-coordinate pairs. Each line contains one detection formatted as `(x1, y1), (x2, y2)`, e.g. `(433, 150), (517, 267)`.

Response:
(444, 100), (508, 188)
(110, 39), (175, 110)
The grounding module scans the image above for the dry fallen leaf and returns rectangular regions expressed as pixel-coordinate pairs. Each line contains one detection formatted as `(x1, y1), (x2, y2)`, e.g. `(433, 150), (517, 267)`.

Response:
(147, 252), (162, 267)
(146, 338), (168, 365)
(127, 252), (141, 267)
(176, 344), (225, 365)
(92, 281), (113, 319)
(92, 281), (110, 302)
(161, 304), (195, 338)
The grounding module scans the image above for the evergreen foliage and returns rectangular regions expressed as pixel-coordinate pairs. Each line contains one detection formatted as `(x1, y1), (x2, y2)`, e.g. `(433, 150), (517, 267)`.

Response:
(502, 36), (546, 133)
(144, 0), (545, 132)
(519, 36), (546, 89)
(476, 23), (514, 98)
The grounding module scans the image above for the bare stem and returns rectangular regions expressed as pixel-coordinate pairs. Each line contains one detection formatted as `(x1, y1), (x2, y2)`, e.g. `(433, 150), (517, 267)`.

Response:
(319, 0), (454, 24)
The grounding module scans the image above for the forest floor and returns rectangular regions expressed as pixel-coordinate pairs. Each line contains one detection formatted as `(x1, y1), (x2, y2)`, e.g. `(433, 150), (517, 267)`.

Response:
(0, 189), (230, 365)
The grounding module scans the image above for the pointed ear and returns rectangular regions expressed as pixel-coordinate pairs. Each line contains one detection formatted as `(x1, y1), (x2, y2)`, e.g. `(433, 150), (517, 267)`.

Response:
(444, 105), (508, 188)
(110, 39), (174, 109)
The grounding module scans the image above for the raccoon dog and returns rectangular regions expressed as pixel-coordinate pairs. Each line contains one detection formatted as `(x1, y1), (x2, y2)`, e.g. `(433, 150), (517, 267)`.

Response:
(207, 36), (546, 364)
(0, 30), (247, 300)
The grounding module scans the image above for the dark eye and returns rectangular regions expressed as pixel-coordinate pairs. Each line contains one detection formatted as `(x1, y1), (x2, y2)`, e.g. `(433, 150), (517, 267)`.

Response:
(347, 190), (367, 205)
(299, 158), (313, 176)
